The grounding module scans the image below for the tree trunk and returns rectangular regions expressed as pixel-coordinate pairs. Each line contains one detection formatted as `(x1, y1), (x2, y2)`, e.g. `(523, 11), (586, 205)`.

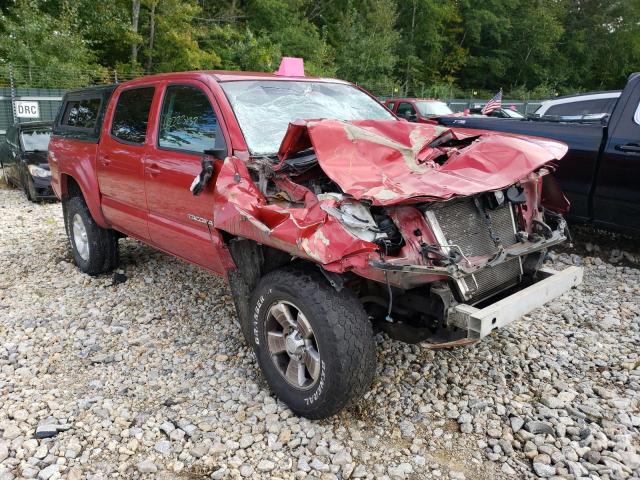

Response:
(131, 0), (141, 65)
(146, 1), (157, 72)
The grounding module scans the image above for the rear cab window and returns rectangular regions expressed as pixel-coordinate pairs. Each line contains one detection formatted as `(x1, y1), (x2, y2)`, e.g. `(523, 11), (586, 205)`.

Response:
(61, 99), (102, 129)
(110, 87), (155, 145)
(158, 85), (218, 153)
(53, 85), (115, 142)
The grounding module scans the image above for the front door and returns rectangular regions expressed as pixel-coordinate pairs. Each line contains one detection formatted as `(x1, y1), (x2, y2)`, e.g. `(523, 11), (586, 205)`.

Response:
(144, 81), (229, 274)
(97, 86), (156, 240)
(593, 89), (640, 231)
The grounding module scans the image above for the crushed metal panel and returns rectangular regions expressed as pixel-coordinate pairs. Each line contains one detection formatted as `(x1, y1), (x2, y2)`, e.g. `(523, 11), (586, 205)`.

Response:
(277, 119), (569, 206)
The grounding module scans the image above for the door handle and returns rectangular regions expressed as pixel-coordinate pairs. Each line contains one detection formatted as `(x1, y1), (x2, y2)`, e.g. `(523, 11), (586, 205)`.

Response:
(615, 143), (640, 153)
(100, 155), (111, 166)
(147, 164), (161, 176)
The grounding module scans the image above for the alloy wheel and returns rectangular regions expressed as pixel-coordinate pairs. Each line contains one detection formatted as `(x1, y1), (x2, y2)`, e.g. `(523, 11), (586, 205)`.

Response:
(265, 301), (321, 390)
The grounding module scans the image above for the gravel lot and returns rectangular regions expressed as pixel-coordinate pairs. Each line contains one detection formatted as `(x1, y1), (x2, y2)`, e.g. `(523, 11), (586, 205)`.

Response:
(0, 185), (639, 480)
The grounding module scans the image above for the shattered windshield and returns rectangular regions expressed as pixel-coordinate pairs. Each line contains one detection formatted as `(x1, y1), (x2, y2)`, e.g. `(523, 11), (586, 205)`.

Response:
(221, 80), (395, 155)
(20, 128), (51, 151)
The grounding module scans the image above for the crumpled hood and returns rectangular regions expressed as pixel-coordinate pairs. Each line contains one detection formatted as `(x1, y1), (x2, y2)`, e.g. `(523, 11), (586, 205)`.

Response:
(278, 119), (568, 205)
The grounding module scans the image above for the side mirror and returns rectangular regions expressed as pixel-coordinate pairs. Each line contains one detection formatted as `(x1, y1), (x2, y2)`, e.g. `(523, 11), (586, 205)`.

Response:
(191, 124), (227, 196)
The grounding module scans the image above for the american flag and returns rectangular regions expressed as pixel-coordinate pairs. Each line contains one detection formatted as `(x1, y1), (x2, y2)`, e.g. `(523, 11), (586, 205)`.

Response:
(481, 89), (502, 115)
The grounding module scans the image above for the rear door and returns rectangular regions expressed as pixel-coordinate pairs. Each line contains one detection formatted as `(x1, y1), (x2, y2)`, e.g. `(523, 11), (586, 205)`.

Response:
(97, 86), (157, 240)
(593, 80), (640, 231)
(143, 81), (230, 274)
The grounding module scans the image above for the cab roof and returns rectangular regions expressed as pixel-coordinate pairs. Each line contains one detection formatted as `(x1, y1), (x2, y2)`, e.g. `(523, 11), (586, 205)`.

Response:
(114, 70), (351, 85)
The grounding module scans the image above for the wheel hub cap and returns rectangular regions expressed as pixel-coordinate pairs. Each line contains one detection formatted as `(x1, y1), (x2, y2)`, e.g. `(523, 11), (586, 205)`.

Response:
(285, 331), (305, 358)
(265, 301), (321, 390)
(72, 213), (90, 261)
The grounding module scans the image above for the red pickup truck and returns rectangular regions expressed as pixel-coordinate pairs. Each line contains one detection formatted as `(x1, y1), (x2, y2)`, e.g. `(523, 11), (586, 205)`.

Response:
(48, 69), (582, 419)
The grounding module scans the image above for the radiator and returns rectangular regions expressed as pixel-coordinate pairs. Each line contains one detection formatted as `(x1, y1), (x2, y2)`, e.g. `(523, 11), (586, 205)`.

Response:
(425, 197), (522, 303)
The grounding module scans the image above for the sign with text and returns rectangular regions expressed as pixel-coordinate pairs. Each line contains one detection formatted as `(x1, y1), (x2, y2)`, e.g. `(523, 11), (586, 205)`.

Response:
(15, 101), (40, 118)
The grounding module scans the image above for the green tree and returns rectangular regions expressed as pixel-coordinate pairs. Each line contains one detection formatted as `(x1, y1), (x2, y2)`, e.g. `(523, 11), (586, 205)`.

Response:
(328, 0), (400, 91)
(0, 0), (108, 87)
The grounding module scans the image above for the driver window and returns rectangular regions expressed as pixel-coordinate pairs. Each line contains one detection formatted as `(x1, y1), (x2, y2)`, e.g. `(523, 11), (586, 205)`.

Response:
(159, 85), (218, 153)
(397, 102), (416, 118)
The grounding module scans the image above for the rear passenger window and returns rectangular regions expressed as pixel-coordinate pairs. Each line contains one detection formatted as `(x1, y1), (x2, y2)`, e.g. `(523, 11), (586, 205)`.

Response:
(111, 87), (154, 144)
(62, 98), (102, 129)
(546, 99), (610, 116)
(158, 85), (217, 153)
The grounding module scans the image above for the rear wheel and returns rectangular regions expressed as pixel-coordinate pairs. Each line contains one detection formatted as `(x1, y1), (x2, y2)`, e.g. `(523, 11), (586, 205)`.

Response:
(248, 266), (376, 419)
(65, 196), (119, 275)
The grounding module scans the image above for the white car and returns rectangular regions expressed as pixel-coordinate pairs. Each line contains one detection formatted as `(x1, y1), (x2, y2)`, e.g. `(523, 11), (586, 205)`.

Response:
(535, 91), (621, 117)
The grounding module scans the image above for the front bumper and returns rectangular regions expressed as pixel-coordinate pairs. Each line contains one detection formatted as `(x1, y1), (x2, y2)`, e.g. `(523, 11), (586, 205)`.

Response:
(449, 266), (583, 340)
(31, 175), (56, 199)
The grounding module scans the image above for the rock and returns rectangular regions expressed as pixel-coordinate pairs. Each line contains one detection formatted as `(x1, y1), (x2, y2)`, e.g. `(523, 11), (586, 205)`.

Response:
(510, 416), (524, 433)
(524, 421), (555, 436)
(34, 425), (58, 439)
(619, 451), (640, 470)
(501, 463), (516, 475)
(352, 465), (367, 478)
(332, 450), (352, 466)
(566, 461), (588, 477)
(583, 450), (601, 464)
(257, 460), (275, 472)
(532, 456), (555, 478)
(239, 465), (254, 477)
(191, 443), (208, 458)
(210, 467), (228, 479)
(2, 424), (21, 440)
(137, 460), (157, 474)
(154, 440), (172, 455)
(0, 442), (8, 462)
(541, 396), (565, 409)
(37, 465), (58, 480)
(388, 463), (413, 479)
(526, 346), (541, 359)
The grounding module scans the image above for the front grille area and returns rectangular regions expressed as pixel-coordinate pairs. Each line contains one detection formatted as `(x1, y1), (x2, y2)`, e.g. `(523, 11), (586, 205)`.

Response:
(426, 197), (522, 303)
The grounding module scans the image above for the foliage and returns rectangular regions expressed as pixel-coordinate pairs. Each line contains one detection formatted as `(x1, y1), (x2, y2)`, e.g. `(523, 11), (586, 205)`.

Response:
(1, 0), (639, 95)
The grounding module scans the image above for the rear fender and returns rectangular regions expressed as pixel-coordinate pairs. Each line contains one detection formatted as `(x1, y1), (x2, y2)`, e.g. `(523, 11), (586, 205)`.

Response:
(59, 170), (109, 228)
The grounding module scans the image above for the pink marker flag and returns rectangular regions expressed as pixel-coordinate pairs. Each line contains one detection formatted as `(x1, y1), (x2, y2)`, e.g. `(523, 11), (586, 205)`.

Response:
(275, 57), (305, 77)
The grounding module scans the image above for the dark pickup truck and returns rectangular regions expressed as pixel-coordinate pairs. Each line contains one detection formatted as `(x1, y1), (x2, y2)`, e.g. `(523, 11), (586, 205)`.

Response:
(437, 73), (640, 234)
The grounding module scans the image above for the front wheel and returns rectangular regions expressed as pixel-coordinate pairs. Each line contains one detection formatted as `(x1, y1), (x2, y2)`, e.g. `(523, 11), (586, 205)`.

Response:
(249, 266), (376, 419)
(25, 175), (38, 202)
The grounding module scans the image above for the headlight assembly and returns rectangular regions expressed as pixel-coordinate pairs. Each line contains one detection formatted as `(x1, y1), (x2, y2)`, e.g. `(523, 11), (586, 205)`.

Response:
(28, 165), (51, 178)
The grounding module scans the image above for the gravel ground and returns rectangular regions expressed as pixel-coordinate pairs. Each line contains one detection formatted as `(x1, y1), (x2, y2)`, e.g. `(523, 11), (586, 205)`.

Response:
(0, 185), (638, 480)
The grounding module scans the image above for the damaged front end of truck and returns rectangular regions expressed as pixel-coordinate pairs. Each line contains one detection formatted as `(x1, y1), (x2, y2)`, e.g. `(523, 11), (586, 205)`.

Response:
(214, 119), (583, 347)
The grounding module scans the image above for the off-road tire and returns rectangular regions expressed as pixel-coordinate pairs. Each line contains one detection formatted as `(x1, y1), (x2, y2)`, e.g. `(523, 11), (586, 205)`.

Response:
(65, 196), (119, 275)
(249, 266), (376, 419)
